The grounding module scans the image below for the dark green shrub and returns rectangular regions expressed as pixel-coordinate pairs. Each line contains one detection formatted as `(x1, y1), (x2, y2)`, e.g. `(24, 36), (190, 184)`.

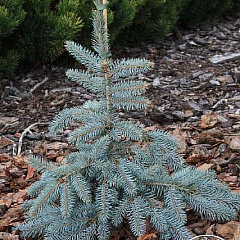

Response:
(76, 0), (188, 45)
(108, 0), (146, 42)
(232, 0), (240, 12)
(113, 0), (188, 44)
(16, 0), (83, 63)
(180, 0), (233, 25)
(0, 0), (26, 76)
(77, 0), (146, 44)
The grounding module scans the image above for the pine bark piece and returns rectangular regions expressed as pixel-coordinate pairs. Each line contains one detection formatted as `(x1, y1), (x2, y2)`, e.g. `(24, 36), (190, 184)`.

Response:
(209, 53), (240, 64)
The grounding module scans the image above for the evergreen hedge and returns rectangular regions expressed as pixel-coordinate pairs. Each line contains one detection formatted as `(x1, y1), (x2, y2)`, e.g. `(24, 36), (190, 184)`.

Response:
(0, 0), (239, 77)
(0, 0), (26, 76)
(16, 0), (82, 64)
(180, 0), (233, 25)
(117, 0), (188, 43)
(0, 0), (82, 77)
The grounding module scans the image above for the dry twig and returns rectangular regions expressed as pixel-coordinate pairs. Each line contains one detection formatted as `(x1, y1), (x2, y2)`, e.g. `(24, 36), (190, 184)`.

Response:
(17, 122), (49, 155)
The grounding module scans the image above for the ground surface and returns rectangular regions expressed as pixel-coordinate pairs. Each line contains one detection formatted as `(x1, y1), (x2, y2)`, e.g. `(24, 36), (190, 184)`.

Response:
(0, 15), (240, 240)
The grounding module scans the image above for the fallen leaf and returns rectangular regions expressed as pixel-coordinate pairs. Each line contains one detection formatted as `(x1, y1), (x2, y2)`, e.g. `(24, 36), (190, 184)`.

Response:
(12, 156), (27, 168)
(0, 198), (12, 208)
(187, 153), (202, 163)
(216, 221), (240, 239)
(184, 110), (193, 118)
(199, 113), (218, 129)
(144, 126), (157, 132)
(25, 165), (36, 180)
(216, 164), (221, 173)
(197, 163), (214, 171)
(0, 232), (14, 240)
(45, 142), (68, 150)
(217, 75), (234, 84)
(232, 189), (240, 193)
(6, 236), (20, 240)
(195, 131), (223, 144)
(172, 128), (188, 154)
(0, 154), (12, 162)
(224, 175), (238, 182)
(205, 224), (215, 235)
(56, 156), (64, 163)
(234, 227), (240, 240)
(218, 173), (238, 182)
(0, 206), (24, 231)
(12, 189), (28, 204)
(0, 137), (13, 147)
(186, 145), (210, 163)
(14, 133), (21, 139)
(137, 232), (158, 240)
(46, 150), (60, 159)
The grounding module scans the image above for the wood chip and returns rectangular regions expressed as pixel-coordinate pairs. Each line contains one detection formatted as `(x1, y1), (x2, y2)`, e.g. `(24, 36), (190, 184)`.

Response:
(216, 221), (240, 239)
(209, 53), (240, 64)
(197, 163), (214, 171)
(199, 113), (218, 129)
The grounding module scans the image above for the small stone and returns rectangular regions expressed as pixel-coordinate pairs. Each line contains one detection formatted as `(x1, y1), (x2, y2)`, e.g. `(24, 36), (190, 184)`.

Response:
(26, 133), (42, 140)
(199, 73), (214, 81)
(217, 115), (228, 123)
(221, 119), (234, 128)
(178, 43), (187, 51)
(214, 32), (228, 40)
(180, 78), (187, 85)
(170, 89), (181, 95)
(81, 94), (93, 100)
(198, 163), (214, 171)
(194, 38), (207, 46)
(229, 137), (240, 151)
(152, 77), (160, 86)
(76, 87), (86, 93)
(191, 71), (204, 79)
(50, 87), (72, 93)
(184, 110), (193, 117)
(193, 228), (205, 235)
(188, 40), (200, 46)
(0, 232), (12, 239)
(217, 74), (234, 84)
(199, 113), (218, 129)
(182, 33), (195, 40)
(187, 101), (202, 112)
(209, 79), (221, 86)
(172, 111), (184, 120)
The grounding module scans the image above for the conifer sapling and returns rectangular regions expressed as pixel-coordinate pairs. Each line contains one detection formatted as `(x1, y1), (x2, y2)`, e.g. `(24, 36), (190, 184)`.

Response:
(18, 1), (240, 239)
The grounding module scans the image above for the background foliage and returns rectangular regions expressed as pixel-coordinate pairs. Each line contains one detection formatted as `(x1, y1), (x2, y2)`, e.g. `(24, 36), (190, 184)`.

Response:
(16, 0), (82, 63)
(0, 0), (25, 76)
(180, 0), (233, 25)
(0, 0), (82, 77)
(0, 0), (239, 76)
(118, 0), (188, 43)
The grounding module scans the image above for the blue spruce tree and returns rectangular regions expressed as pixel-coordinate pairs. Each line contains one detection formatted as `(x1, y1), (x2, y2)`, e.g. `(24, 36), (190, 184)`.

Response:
(18, 1), (240, 239)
